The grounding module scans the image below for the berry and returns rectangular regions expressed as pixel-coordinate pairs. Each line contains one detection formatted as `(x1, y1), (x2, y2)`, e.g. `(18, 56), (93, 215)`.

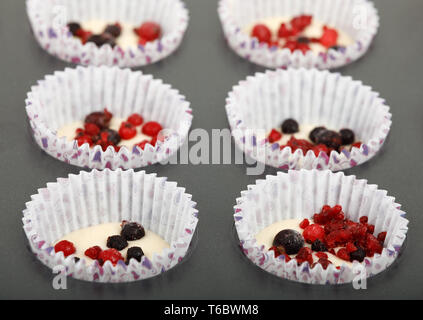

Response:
(134, 22), (162, 42)
(268, 129), (282, 143)
(138, 37), (147, 46)
(312, 144), (329, 157)
(269, 247), (292, 261)
(75, 28), (93, 44)
(87, 33), (116, 47)
(98, 249), (124, 266)
(85, 109), (112, 129)
(336, 248), (350, 261)
(299, 218), (310, 229)
(311, 239), (328, 252)
(290, 15), (312, 33)
(54, 240), (76, 257)
(350, 246), (366, 262)
(320, 26), (338, 48)
(359, 216), (368, 224)
(283, 40), (298, 52)
(296, 42), (311, 54)
(136, 140), (150, 150)
(106, 235), (128, 251)
(295, 247), (313, 265)
(142, 121), (163, 137)
(377, 231), (387, 243)
(352, 142), (362, 149)
(309, 126), (326, 143)
(104, 23), (122, 38)
(67, 22), (81, 36)
(121, 221), (145, 241)
(126, 247), (145, 264)
(281, 119), (299, 134)
(100, 128), (121, 146)
(340, 129), (355, 145)
(346, 242), (358, 253)
(76, 135), (93, 147)
(303, 224), (325, 243)
(297, 37), (311, 44)
(287, 136), (314, 154)
(251, 24), (272, 43)
(84, 246), (102, 260)
(127, 113), (144, 126)
(312, 258), (332, 270)
(278, 23), (292, 38)
(315, 130), (342, 150)
(84, 123), (100, 136)
(272, 229), (304, 255)
(119, 122), (137, 140)
(315, 252), (328, 260)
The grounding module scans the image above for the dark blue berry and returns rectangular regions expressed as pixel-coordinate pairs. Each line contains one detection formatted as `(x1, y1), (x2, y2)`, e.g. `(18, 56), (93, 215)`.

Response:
(104, 24), (121, 38)
(67, 22), (81, 36)
(121, 221), (145, 241)
(309, 126), (326, 143)
(126, 246), (144, 264)
(315, 130), (342, 150)
(272, 229), (304, 255)
(281, 119), (299, 134)
(340, 129), (355, 145)
(350, 246), (366, 262)
(311, 239), (328, 252)
(106, 235), (128, 251)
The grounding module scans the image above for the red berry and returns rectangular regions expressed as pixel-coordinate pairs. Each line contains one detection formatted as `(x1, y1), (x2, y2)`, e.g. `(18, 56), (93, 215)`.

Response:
(336, 248), (350, 261)
(346, 242), (358, 253)
(320, 26), (338, 48)
(296, 247), (313, 265)
(315, 252), (328, 260)
(84, 246), (102, 260)
(287, 136), (314, 154)
(136, 140), (150, 150)
(278, 23), (292, 38)
(84, 123), (100, 136)
(299, 218), (310, 229)
(251, 24), (272, 43)
(283, 40), (298, 52)
(377, 231), (387, 243)
(138, 37), (147, 46)
(75, 29), (93, 44)
(98, 249), (124, 266)
(142, 121), (163, 137)
(367, 224), (375, 234)
(352, 142), (362, 149)
(297, 42), (311, 54)
(127, 113), (144, 126)
(119, 122), (137, 140)
(303, 224), (325, 243)
(312, 258), (332, 270)
(76, 135), (93, 147)
(359, 216), (368, 224)
(290, 15), (313, 33)
(54, 240), (76, 257)
(134, 22), (161, 42)
(312, 144), (329, 157)
(268, 129), (282, 143)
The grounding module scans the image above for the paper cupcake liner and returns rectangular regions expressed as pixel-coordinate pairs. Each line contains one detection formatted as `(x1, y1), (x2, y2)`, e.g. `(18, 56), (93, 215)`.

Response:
(226, 68), (391, 171)
(22, 169), (199, 283)
(26, 0), (189, 68)
(26, 65), (193, 170)
(234, 170), (408, 285)
(218, 0), (379, 69)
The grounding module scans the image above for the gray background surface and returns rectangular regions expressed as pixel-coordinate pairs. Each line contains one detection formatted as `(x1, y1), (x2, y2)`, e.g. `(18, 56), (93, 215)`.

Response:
(0, 0), (422, 299)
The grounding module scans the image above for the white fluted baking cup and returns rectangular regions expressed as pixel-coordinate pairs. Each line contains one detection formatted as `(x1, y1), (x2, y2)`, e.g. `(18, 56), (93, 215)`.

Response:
(226, 68), (391, 171)
(26, 0), (189, 68)
(234, 170), (408, 285)
(26, 65), (193, 170)
(23, 169), (199, 283)
(218, 0), (379, 69)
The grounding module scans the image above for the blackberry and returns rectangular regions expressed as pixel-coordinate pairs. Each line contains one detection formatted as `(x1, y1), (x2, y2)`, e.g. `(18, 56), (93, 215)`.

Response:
(126, 246), (145, 264)
(350, 246), (366, 262)
(340, 129), (355, 145)
(272, 229), (304, 255)
(121, 221), (146, 241)
(309, 126), (326, 143)
(106, 235), (128, 251)
(87, 33), (116, 48)
(315, 130), (342, 150)
(101, 129), (121, 145)
(104, 24), (122, 38)
(281, 119), (299, 134)
(311, 239), (328, 252)
(85, 111), (112, 129)
(67, 22), (81, 36)
(297, 37), (310, 44)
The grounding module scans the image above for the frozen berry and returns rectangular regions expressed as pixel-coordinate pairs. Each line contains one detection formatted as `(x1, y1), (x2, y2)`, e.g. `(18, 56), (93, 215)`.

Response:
(84, 246), (102, 260)
(290, 15), (312, 33)
(303, 224), (325, 243)
(287, 136), (314, 154)
(346, 242), (358, 253)
(127, 113), (144, 126)
(84, 123), (100, 136)
(377, 231), (387, 243)
(281, 119), (299, 134)
(315, 252), (328, 260)
(136, 140), (150, 150)
(312, 144), (329, 157)
(67, 22), (81, 36)
(299, 218), (310, 229)
(309, 126), (326, 143)
(336, 248), (350, 261)
(54, 240), (76, 257)
(352, 142), (363, 149)
(104, 23), (122, 38)
(76, 135), (93, 147)
(311, 239), (328, 252)
(121, 221), (145, 241)
(98, 249), (124, 266)
(75, 28), (93, 44)
(296, 42), (311, 54)
(106, 235), (128, 251)
(119, 122), (137, 140)
(251, 24), (272, 43)
(87, 33), (116, 47)
(268, 129), (282, 143)
(283, 40), (298, 52)
(295, 247), (313, 265)
(312, 258), (332, 270)
(100, 128), (121, 146)
(134, 22), (162, 42)
(320, 26), (338, 48)
(85, 109), (112, 129)
(142, 121), (163, 137)
(272, 229), (304, 255)
(340, 129), (355, 145)
(278, 23), (293, 38)
(297, 37), (311, 44)
(126, 246), (144, 264)
(350, 246), (366, 262)
(315, 130), (342, 150)
(269, 247), (292, 261)
(359, 216), (368, 224)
